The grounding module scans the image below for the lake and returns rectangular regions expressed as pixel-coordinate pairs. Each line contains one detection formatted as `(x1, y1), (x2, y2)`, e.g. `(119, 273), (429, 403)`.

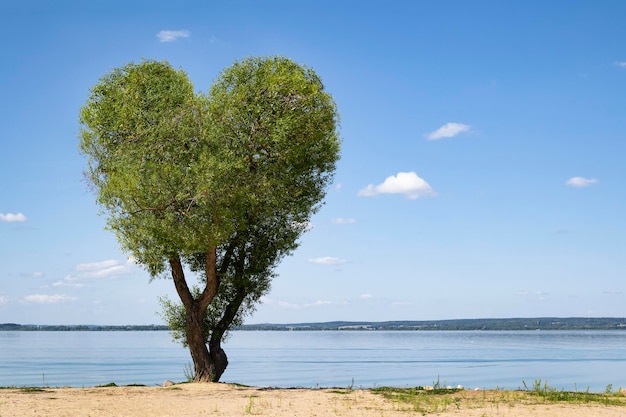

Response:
(1, 330), (625, 392)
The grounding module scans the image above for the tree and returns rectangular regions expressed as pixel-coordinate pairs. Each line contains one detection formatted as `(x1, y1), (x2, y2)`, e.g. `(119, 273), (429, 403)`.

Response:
(79, 57), (340, 382)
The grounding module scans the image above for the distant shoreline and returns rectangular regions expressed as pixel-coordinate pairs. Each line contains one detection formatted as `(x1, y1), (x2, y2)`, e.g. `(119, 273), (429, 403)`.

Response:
(2, 317), (626, 331)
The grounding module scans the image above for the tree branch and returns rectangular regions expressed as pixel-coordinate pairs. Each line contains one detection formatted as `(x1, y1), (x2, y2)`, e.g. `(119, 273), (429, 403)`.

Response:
(198, 246), (219, 311)
(217, 235), (238, 276)
(210, 287), (247, 348)
(168, 255), (193, 309)
(130, 196), (178, 215)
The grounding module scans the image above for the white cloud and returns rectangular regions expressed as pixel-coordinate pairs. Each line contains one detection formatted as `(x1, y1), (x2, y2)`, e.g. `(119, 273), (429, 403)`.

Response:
(276, 300), (332, 309)
(360, 294), (373, 300)
(291, 221), (313, 232)
(23, 294), (77, 304)
(73, 265), (127, 279)
(331, 217), (357, 224)
(58, 259), (134, 287)
(358, 171), (436, 199)
(157, 30), (190, 42)
(308, 256), (348, 265)
(516, 290), (548, 300)
(0, 295), (8, 305)
(566, 177), (598, 188)
(20, 271), (44, 278)
(52, 280), (85, 288)
(0, 212), (27, 222)
(75, 260), (119, 271)
(614, 62), (626, 68)
(426, 122), (471, 140)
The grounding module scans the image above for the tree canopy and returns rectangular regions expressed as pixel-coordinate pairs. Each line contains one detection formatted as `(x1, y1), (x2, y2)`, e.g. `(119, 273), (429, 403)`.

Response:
(79, 57), (340, 381)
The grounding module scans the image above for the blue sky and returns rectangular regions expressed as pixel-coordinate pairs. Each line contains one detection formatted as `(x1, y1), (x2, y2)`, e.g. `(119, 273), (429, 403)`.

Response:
(2, 1), (626, 325)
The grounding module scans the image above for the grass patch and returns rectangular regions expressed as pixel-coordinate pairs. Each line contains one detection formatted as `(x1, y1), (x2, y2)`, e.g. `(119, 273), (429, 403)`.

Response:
(244, 395), (260, 415)
(371, 386), (463, 414)
(95, 382), (118, 388)
(230, 382), (252, 388)
(522, 379), (626, 406)
(18, 387), (49, 393)
(371, 380), (626, 414)
(328, 389), (352, 395)
(21, 387), (47, 393)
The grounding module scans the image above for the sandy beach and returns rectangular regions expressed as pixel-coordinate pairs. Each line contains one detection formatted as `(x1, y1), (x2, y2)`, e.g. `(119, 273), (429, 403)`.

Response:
(2, 383), (625, 417)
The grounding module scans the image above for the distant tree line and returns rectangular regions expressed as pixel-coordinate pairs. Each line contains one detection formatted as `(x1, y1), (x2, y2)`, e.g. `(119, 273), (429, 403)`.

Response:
(0, 324), (169, 331)
(239, 317), (626, 331)
(3, 318), (625, 331)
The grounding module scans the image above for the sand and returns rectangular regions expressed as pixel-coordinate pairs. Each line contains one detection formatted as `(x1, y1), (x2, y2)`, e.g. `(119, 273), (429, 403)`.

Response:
(2, 383), (625, 417)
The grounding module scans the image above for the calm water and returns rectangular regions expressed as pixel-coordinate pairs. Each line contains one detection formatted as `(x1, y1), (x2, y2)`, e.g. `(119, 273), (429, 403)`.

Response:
(1, 330), (625, 392)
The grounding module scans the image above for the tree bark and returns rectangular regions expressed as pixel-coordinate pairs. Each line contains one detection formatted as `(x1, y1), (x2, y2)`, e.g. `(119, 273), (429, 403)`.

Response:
(169, 250), (224, 382)
(185, 301), (215, 381)
(208, 336), (229, 382)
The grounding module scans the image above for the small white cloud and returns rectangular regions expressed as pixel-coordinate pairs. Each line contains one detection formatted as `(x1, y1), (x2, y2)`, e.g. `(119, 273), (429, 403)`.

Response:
(0, 295), (8, 305)
(308, 256), (348, 265)
(566, 176), (598, 188)
(358, 171), (436, 199)
(20, 271), (44, 278)
(291, 221), (313, 232)
(52, 280), (85, 288)
(426, 122), (471, 140)
(276, 299), (332, 309)
(74, 265), (127, 279)
(75, 260), (119, 271)
(360, 294), (373, 300)
(335, 183), (343, 191)
(59, 259), (134, 287)
(614, 62), (626, 68)
(23, 294), (77, 304)
(516, 290), (548, 300)
(0, 212), (27, 222)
(157, 29), (190, 42)
(331, 217), (357, 224)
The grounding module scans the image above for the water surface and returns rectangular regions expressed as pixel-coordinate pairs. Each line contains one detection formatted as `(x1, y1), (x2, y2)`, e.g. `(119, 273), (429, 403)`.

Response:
(1, 330), (624, 392)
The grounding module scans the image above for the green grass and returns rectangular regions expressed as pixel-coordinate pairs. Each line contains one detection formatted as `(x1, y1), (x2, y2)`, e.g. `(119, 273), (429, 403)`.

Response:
(371, 380), (626, 415)
(371, 386), (463, 414)
(95, 382), (118, 387)
(244, 395), (259, 414)
(21, 387), (50, 393)
(522, 379), (625, 406)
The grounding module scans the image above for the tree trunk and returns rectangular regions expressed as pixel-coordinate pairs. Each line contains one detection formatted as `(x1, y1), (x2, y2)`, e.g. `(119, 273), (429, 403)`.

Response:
(185, 302), (215, 382)
(185, 303), (228, 382)
(208, 337), (229, 382)
(169, 252), (226, 382)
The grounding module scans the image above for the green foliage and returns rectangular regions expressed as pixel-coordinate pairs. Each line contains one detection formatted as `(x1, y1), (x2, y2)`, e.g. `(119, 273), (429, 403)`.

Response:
(79, 56), (340, 370)
(79, 60), (235, 276)
(80, 57), (338, 275)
